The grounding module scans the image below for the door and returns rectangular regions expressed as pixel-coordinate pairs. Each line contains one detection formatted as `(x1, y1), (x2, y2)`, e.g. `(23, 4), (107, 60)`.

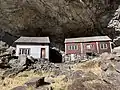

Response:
(84, 43), (97, 53)
(41, 48), (46, 58)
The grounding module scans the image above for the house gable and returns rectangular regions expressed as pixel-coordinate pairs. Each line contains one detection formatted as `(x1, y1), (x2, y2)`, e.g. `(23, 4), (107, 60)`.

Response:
(65, 36), (112, 56)
(65, 36), (111, 43)
(15, 37), (50, 59)
(16, 44), (49, 59)
(15, 37), (50, 44)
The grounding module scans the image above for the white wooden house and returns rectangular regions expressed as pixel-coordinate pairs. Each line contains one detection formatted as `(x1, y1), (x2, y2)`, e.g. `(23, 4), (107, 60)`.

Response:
(15, 37), (50, 59)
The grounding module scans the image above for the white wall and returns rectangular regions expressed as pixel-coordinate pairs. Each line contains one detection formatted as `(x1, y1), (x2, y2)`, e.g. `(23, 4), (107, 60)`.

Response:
(16, 45), (49, 59)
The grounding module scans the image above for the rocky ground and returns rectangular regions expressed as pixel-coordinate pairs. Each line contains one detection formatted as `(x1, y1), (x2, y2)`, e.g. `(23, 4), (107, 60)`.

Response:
(1, 50), (120, 90)
(0, 41), (120, 90)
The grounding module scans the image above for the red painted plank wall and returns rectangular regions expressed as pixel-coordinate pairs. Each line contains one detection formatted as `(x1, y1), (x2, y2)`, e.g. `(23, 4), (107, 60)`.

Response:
(65, 42), (81, 54)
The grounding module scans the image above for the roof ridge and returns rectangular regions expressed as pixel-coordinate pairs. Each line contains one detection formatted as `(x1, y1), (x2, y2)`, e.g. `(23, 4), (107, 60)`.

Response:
(15, 36), (50, 43)
(65, 36), (111, 43)
(65, 36), (109, 40)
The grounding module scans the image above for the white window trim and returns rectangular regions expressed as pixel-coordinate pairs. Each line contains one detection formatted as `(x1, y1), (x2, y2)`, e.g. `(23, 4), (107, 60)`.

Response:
(19, 48), (31, 55)
(110, 42), (112, 53)
(68, 45), (72, 50)
(96, 42), (99, 53)
(100, 43), (108, 49)
(68, 45), (78, 50)
(86, 44), (92, 49)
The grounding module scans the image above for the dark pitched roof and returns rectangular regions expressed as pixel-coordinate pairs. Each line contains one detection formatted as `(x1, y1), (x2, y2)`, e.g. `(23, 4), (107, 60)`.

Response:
(65, 36), (111, 43)
(15, 37), (50, 44)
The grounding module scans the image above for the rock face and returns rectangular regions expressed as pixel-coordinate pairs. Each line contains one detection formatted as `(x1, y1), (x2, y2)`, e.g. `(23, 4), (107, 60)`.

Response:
(108, 6), (120, 32)
(0, 0), (120, 48)
(66, 52), (120, 90)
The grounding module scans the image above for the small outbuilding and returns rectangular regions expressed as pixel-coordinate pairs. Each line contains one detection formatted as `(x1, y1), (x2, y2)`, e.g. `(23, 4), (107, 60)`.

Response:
(65, 36), (112, 59)
(15, 37), (50, 59)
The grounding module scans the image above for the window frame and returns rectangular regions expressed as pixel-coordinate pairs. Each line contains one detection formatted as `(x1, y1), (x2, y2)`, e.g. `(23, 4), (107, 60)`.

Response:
(100, 43), (108, 49)
(68, 45), (78, 50)
(19, 48), (31, 55)
(86, 44), (93, 50)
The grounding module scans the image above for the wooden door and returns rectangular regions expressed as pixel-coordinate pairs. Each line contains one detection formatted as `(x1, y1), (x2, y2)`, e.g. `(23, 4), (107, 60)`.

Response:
(41, 48), (46, 58)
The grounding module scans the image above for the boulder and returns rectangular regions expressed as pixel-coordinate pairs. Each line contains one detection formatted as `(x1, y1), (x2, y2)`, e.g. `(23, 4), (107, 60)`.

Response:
(0, 56), (10, 68)
(27, 56), (35, 63)
(9, 55), (28, 68)
(65, 70), (98, 82)
(0, 56), (9, 63)
(114, 62), (120, 72)
(114, 56), (120, 61)
(6, 46), (16, 55)
(45, 77), (55, 84)
(11, 86), (27, 90)
(100, 53), (117, 62)
(52, 69), (61, 76)
(67, 78), (87, 90)
(32, 61), (60, 73)
(85, 80), (117, 90)
(24, 77), (45, 88)
(83, 71), (98, 81)
(100, 62), (112, 71)
(9, 59), (20, 68)
(69, 70), (85, 80)
(102, 69), (120, 86)
(67, 78), (117, 90)
(18, 55), (27, 66)
(100, 62), (109, 71)
(36, 86), (53, 90)
(3, 66), (27, 77)
(100, 53), (110, 60)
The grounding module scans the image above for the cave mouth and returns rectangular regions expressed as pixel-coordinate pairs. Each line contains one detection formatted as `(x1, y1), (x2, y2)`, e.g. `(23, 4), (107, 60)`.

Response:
(49, 48), (62, 63)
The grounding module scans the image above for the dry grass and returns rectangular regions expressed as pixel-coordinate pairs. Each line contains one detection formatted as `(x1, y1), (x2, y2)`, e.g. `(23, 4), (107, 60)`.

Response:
(0, 70), (53, 90)
(0, 59), (103, 90)
(72, 60), (102, 76)
(27, 86), (35, 90)
(0, 69), (68, 90)
(51, 75), (70, 90)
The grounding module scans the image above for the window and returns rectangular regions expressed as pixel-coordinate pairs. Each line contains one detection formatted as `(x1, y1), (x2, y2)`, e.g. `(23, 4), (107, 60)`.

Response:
(86, 44), (92, 49)
(100, 43), (108, 49)
(68, 45), (78, 50)
(19, 48), (30, 55)
(68, 45), (72, 50)
(74, 45), (78, 50)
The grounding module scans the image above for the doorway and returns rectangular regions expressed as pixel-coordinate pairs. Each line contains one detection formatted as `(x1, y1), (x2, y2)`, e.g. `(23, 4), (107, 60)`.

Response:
(49, 48), (62, 63)
(41, 48), (46, 58)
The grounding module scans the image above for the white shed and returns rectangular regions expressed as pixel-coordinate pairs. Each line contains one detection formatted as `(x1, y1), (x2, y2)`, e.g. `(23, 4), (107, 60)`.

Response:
(15, 37), (50, 59)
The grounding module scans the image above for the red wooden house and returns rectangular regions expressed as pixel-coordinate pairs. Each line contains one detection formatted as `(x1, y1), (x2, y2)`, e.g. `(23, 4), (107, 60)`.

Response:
(65, 36), (112, 59)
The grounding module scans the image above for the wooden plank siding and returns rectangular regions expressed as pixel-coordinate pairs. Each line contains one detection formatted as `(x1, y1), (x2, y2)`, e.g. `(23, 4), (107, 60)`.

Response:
(98, 41), (111, 54)
(65, 43), (81, 54)
(65, 41), (112, 56)
(16, 45), (49, 59)
(82, 42), (98, 54)
(65, 36), (112, 59)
